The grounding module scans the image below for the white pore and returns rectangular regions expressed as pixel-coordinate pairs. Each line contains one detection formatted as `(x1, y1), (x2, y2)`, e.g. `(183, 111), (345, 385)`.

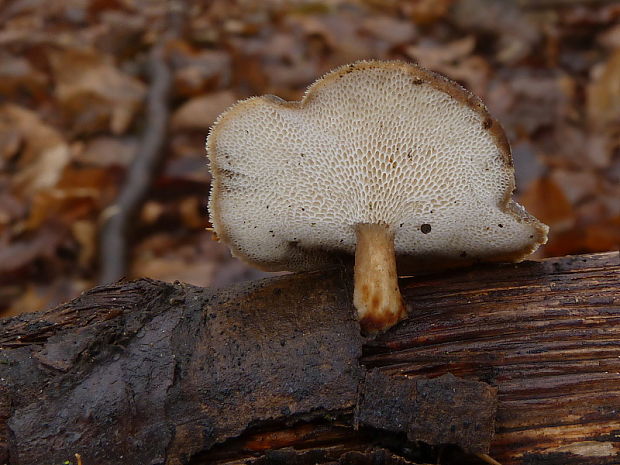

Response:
(208, 61), (548, 271)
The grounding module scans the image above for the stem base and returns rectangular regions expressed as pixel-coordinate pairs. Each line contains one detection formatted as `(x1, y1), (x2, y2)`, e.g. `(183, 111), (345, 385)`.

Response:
(353, 223), (407, 333)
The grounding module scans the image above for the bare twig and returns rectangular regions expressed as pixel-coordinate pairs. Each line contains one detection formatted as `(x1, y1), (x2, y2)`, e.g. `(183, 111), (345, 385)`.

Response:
(98, 44), (172, 284)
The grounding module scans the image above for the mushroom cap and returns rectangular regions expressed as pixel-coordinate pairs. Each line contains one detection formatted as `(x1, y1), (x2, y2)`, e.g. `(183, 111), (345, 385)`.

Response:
(207, 61), (548, 272)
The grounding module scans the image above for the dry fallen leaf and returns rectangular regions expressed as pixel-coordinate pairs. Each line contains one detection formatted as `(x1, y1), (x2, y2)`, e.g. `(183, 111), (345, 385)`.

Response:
(179, 196), (206, 230)
(404, 0), (453, 26)
(486, 73), (572, 139)
(140, 200), (166, 224)
(94, 10), (146, 56)
(14, 145), (71, 196)
(249, 30), (321, 92)
(545, 215), (620, 257)
(519, 176), (575, 233)
(405, 36), (490, 96)
(130, 232), (217, 287)
(171, 90), (237, 131)
(21, 165), (119, 231)
(598, 24), (620, 49)
(0, 226), (65, 276)
(167, 40), (231, 97)
(3, 284), (47, 319)
(407, 36), (476, 65)
(4, 279), (90, 319)
(449, 0), (540, 64)
(0, 104), (71, 196)
(0, 192), (25, 231)
(583, 216), (620, 251)
(131, 255), (218, 287)
(48, 47), (146, 134)
(551, 169), (599, 205)
(75, 136), (138, 167)
(295, 10), (382, 63)
(0, 52), (48, 99)
(511, 142), (546, 193)
(587, 49), (620, 129)
(130, 231), (275, 288)
(360, 16), (417, 46)
(71, 220), (97, 268)
(0, 117), (22, 164)
(24, 189), (98, 231)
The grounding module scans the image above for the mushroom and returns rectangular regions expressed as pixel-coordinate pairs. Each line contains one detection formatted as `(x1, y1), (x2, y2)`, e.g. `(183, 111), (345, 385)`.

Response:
(206, 61), (548, 333)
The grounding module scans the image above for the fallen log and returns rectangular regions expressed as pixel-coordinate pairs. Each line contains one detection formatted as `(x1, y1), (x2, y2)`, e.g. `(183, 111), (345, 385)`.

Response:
(1, 251), (619, 464)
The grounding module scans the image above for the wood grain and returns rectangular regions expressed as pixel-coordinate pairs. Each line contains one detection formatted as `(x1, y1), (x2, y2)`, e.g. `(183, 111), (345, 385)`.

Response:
(365, 252), (620, 463)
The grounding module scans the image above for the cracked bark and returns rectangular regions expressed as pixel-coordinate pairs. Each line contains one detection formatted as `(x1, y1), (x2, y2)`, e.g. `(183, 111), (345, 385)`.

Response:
(1, 251), (619, 465)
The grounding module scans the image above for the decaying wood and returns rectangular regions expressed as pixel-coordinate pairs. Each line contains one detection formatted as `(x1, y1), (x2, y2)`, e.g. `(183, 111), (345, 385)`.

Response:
(1, 275), (364, 465)
(356, 371), (497, 453)
(365, 251), (620, 464)
(1, 251), (619, 465)
(0, 273), (492, 465)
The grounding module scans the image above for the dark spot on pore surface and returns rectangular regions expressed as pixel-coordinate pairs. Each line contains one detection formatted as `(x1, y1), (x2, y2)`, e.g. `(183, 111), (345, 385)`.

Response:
(421, 223), (432, 234)
(483, 118), (493, 129)
(498, 224), (503, 228)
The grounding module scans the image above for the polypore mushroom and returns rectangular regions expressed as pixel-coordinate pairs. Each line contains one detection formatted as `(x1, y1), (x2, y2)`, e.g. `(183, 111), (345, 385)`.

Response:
(206, 61), (548, 333)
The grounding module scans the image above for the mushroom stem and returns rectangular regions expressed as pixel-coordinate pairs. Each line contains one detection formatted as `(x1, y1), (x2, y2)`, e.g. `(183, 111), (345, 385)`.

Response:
(353, 223), (407, 333)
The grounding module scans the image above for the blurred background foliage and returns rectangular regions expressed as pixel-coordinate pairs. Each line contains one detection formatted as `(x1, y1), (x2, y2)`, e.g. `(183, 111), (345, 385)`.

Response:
(0, 0), (619, 317)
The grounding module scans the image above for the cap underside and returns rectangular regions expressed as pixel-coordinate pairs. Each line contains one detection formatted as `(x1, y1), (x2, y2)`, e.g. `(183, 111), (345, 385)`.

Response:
(207, 61), (548, 272)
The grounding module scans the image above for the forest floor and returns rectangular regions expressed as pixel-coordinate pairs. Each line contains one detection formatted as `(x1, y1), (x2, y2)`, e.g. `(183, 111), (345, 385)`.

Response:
(1, 0), (619, 317)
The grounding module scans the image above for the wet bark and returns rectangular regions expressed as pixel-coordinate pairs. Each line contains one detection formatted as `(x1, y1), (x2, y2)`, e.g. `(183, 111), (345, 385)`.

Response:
(1, 251), (619, 465)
